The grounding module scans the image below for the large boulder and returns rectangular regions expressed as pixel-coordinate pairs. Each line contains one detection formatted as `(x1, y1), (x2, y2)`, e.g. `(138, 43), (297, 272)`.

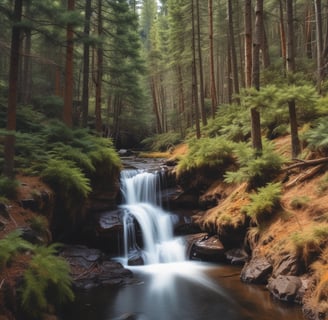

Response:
(240, 256), (273, 284)
(267, 275), (305, 304)
(185, 233), (225, 262)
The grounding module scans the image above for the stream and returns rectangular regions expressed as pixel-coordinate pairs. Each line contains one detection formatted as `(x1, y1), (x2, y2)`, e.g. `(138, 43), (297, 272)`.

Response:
(63, 163), (305, 320)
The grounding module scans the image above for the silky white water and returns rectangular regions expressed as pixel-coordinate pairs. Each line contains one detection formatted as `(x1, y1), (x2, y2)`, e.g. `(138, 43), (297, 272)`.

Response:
(119, 169), (185, 265)
(62, 168), (304, 320)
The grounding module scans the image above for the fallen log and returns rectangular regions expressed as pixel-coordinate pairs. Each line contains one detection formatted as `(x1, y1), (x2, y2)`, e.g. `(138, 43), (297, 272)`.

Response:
(283, 157), (328, 171)
(285, 164), (325, 188)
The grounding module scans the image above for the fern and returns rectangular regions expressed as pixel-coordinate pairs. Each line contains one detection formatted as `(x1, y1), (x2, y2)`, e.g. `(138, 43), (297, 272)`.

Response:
(302, 117), (328, 156)
(20, 243), (74, 318)
(41, 159), (91, 214)
(242, 182), (282, 225)
(47, 143), (96, 175)
(0, 176), (19, 199)
(176, 137), (236, 177)
(141, 132), (182, 151)
(224, 140), (285, 188)
(0, 230), (33, 269)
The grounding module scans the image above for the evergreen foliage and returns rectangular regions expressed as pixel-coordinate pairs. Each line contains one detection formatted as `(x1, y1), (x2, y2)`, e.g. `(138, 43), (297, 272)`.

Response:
(41, 159), (91, 215)
(202, 103), (250, 141)
(176, 137), (236, 177)
(302, 117), (328, 156)
(224, 140), (285, 188)
(141, 132), (182, 151)
(0, 175), (19, 199)
(0, 230), (33, 269)
(242, 182), (282, 225)
(20, 243), (74, 318)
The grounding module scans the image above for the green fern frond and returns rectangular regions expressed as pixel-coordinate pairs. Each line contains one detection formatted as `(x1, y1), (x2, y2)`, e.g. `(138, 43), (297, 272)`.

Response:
(0, 230), (33, 269)
(242, 182), (282, 225)
(20, 243), (74, 318)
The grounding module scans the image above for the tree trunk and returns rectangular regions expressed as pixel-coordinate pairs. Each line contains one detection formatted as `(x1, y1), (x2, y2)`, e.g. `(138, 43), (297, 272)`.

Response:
(82, 0), (92, 127)
(95, 0), (103, 133)
(286, 0), (301, 158)
(196, 0), (207, 126)
(244, 0), (252, 88)
(3, 0), (23, 178)
(192, 0), (201, 139)
(63, 0), (75, 128)
(177, 65), (186, 135)
(250, 0), (263, 152)
(21, 1), (32, 105)
(314, 0), (323, 91)
(305, 3), (313, 59)
(227, 0), (239, 98)
(151, 77), (163, 133)
(279, 0), (286, 69)
(208, 0), (217, 118)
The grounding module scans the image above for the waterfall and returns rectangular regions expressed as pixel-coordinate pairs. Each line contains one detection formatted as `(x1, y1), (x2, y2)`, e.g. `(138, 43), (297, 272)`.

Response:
(120, 169), (185, 265)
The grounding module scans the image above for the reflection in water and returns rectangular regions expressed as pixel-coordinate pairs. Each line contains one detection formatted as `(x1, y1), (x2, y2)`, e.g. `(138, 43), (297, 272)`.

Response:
(63, 262), (304, 320)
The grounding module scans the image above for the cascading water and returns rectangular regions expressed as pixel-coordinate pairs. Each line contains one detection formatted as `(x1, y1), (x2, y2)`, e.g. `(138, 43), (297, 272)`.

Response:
(119, 169), (185, 265)
(62, 166), (304, 320)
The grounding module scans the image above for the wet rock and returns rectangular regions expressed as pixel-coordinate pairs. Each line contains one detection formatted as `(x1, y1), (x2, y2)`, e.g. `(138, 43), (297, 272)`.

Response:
(240, 256), (273, 284)
(60, 245), (134, 290)
(81, 209), (125, 255)
(127, 250), (144, 266)
(184, 233), (208, 259)
(225, 248), (249, 265)
(267, 275), (303, 303)
(20, 198), (38, 211)
(18, 226), (47, 245)
(186, 234), (225, 262)
(113, 313), (138, 320)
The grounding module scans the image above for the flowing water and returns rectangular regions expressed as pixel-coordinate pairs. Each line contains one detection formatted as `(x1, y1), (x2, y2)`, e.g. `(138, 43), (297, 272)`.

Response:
(63, 169), (304, 320)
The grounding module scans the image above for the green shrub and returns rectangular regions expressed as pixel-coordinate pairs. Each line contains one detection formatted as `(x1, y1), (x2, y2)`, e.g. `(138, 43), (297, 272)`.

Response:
(0, 230), (33, 269)
(20, 244), (74, 318)
(0, 175), (20, 199)
(176, 137), (236, 177)
(289, 224), (328, 267)
(302, 117), (328, 156)
(290, 196), (310, 210)
(242, 182), (282, 225)
(32, 95), (63, 118)
(224, 140), (285, 188)
(141, 132), (182, 151)
(27, 216), (49, 240)
(202, 103), (250, 141)
(48, 143), (96, 176)
(41, 159), (91, 214)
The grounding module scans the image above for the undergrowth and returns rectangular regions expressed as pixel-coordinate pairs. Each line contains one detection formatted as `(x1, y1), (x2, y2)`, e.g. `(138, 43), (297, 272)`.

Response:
(176, 136), (235, 177)
(241, 182), (282, 226)
(0, 231), (74, 319)
(224, 140), (285, 188)
(288, 223), (328, 268)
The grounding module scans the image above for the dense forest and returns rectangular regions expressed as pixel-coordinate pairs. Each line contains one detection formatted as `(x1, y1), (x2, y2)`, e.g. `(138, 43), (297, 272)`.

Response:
(2, 0), (328, 319)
